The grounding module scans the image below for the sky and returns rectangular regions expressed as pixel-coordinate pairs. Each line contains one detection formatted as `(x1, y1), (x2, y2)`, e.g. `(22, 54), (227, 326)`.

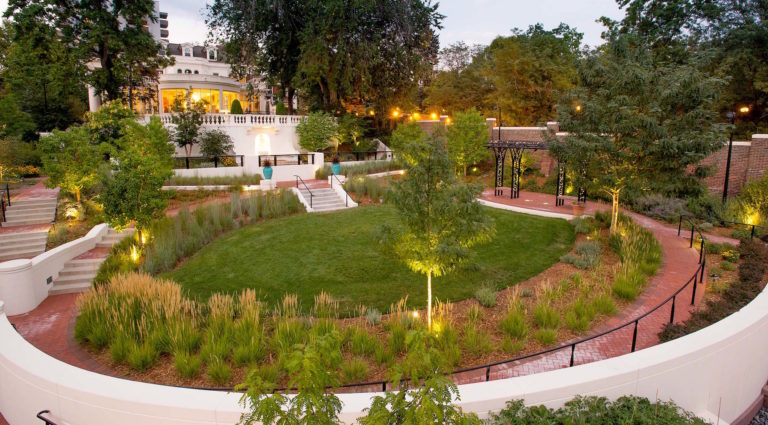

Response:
(1, 0), (626, 48)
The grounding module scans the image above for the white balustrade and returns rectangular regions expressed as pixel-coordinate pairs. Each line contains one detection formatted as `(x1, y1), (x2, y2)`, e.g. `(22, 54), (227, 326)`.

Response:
(143, 114), (306, 127)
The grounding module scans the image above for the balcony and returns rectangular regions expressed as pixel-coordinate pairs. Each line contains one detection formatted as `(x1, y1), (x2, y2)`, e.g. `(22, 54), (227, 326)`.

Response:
(144, 114), (306, 128)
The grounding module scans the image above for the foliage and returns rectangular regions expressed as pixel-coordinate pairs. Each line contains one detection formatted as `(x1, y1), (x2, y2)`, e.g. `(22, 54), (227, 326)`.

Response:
(165, 174), (262, 187)
(296, 112), (338, 152)
(0, 19), (85, 133)
(38, 126), (101, 202)
(238, 332), (343, 425)
(548, 30), (726, 232)
(343, 176), (388, 203)
(170, 93), (208, 157)
(633, 194), (690, 223)
(661, 239), (768, 342)
(6, 0), (171, 104)
(610, 219), (663, 301)
(731, 173), (768, 227)
(83, 101), (136, 158)
(379, 135), (495, 329)
(100, 117), (174, 234)
(0, 137), (40, 182)
(487, 396), (709, 424)
(474, 285), (497, 308)
(425, 24), (581, 126)
(199, 129), (235, 159)
(560, 241), (601, 270)
(336, 115), (368, 151)
(445, 109), (490, 176)
(230, 99), (243, 115)
(388, 122), (427, 163)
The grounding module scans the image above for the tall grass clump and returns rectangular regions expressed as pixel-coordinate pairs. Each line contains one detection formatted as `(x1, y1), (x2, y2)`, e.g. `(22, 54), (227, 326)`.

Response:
(561, 241), (601, 270)
(165, 173), (262, 187)
(142, 189), (303, 275)
(315, 159), (403, 179)
(610, 219), (662, 301)
(343, 176), (389, 202)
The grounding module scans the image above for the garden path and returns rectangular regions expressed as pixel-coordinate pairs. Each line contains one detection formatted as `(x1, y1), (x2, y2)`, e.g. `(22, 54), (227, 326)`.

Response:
(2, 187), (735, 397)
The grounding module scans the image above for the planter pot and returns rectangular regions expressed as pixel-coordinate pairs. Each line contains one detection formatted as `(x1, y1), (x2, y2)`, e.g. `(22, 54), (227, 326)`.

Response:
(331, 163), (341, 175)
(263, 167), (273, 180)
(571, 202), (585, 216)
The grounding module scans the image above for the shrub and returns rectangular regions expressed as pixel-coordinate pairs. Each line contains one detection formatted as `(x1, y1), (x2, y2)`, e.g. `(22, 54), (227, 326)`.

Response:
(705, 241), (724, 254)
(534, 328), (558, 345)
(499, 308), (528, 340)
(633, 194), (689, 222)
(564, 298), (595, 333)
(612, 266), (644, 300)
(348, 327), (377, 357)
(571, 217), (597, 234)
(207, 357), (232, 385)
(109, 334), (131, 364)
(341, 358), (369, 384)
(686, 194), (726, 224)
(174, 351), (202, 379)
(315, 160), (402, 179)
(720, 261), (735, 271)
(533, 303), (560, 329)
(47, 225), (68, 247)
(364, 308), (382, 325)
(487, 396), (710, 424)
(373, 345), (393, 366)
(501, 337), (525, 355)
(387, 322), (407, 354)
(561, 241), (600, 269)
(474, 284), (497, 307)
(722, 249), (739, 263)
(230, 99), (243, 114)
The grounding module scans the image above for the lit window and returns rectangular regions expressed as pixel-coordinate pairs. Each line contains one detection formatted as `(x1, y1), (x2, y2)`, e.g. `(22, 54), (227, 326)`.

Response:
(208, 48), (217, 60)
(183, 47), (192, 57)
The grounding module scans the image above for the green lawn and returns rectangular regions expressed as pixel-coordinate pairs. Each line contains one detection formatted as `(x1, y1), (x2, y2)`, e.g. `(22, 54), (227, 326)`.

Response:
(164, 205), (575, 315)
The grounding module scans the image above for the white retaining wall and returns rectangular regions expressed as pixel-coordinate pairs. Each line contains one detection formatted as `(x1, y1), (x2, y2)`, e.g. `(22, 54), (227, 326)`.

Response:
(0, 224), (109, 316)
(173, 153), (324, 182)
(1, 283), (767, 424)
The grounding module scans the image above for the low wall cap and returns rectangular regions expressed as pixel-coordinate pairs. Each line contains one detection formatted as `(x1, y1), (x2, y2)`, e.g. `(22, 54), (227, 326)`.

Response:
(0, 259), (33, 273)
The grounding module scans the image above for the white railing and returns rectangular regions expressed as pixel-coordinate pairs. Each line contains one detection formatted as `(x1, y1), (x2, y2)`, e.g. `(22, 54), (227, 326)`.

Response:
(146, 114), (306, 127)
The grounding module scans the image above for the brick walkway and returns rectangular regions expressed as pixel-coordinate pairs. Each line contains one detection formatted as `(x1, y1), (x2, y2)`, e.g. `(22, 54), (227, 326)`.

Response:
(1, 188), (733, 400)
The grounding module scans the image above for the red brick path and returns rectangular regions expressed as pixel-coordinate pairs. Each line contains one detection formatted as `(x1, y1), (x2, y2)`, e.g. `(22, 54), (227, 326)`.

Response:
(1, 188), (735, 401)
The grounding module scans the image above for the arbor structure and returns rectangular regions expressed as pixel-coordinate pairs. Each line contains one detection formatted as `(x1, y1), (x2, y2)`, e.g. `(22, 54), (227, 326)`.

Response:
(446, 109), (489, 176)
(549, 31), (726, 232)
(381, 135), (494, 330)
(100, 117), (174, 238)
(296, 112), (338, 153)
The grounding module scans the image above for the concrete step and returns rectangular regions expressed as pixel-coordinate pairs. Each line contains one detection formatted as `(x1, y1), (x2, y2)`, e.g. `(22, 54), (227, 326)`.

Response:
(0, 231), (48, 242)
(312, 205), (350, 212)
(53, 273), (97, 286)
(0, 249), (42, 261)
(4, 211), (53, 220)
(6, 201), (57, 209)
(59, 265), (100, 277)
(5, 209), (56, 218)
(2, 219), (52, 227)
(48, 281), (92, 295)
(0, 240), (45, 254)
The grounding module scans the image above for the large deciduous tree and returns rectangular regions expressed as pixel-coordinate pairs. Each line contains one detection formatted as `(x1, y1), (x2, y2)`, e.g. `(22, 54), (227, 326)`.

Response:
(380, 132), (494, 331)
(549, 30), (726, 233)
(5, 0), (171, 105)
(207, 0), (442, 117)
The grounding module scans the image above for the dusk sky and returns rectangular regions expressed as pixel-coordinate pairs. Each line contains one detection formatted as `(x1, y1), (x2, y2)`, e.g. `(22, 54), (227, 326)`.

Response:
(1, 0), (626, 48)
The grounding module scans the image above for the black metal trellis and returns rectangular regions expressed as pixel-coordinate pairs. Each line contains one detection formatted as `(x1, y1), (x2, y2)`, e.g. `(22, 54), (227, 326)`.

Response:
(555, 161), (567, 206)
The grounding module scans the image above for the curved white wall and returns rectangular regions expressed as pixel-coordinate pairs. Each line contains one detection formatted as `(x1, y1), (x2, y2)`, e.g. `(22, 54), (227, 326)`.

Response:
(0, 224), (109, 316)
(1, 284), (767, 424)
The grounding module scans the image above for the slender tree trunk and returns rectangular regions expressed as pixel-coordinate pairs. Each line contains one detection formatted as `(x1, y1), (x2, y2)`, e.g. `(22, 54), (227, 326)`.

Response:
(75, 187), (81, 203)
(427, 270), (432, 332)
(610, 189), (620, 234)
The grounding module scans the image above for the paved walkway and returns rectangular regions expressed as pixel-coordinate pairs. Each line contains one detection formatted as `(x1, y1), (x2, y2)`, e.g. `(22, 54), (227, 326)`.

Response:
(2, 188), (732, 396)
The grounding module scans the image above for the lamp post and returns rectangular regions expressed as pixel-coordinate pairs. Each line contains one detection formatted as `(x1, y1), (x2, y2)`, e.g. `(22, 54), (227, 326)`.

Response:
(722, 106), (750, 203)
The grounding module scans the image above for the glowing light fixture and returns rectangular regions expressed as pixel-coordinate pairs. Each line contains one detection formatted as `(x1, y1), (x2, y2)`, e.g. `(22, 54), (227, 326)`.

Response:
(392, 110), (400, 118)
(131, 245), (139, 263)
(745, 211), (759, 225)
(412, 310), (419, 319)
(369, 110), (375, 116)
(413, 112), (421, 119)
(430, 112), (437, 120)
(192, 92), (201, 102)
(739, 106), (750, 114)
(575, 104), (582, 113)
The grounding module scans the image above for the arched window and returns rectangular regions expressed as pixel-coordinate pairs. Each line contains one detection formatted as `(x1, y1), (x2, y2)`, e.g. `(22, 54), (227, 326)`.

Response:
(177, 69), (182, 74)
(184, 69), (191, 74)
(183, 47), (192, 57)
(207, 48), (217, 60)
(193, 70), (199, 74)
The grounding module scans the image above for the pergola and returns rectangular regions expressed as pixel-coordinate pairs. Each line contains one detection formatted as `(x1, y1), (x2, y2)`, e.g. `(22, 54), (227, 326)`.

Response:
(487, 139), (585, 207)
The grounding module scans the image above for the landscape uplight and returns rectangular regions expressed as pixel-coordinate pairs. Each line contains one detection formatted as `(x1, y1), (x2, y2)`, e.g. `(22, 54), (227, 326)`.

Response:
(574, 104), (582, 113)
(369, 110), (375, 116)
(413, 112), (421, 120)
(739, 106), (750, 114)
(392, 110), (399, 118)
(430, 112), (437, 120)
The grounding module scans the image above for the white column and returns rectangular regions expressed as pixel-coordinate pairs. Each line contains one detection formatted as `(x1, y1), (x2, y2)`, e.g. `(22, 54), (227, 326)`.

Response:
(158, 89), (164, 113)
(219, 89), (224, 112)
(87, 85), (102, 112)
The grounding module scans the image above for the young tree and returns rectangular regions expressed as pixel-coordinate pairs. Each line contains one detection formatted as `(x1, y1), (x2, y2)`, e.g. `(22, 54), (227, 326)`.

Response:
(100, 117), (174, 239)
(380, 135), (494, 331)
(446, 109), (490, 176)
(83, 100), (135, 159)
(38, 126), (100, 202)
(170, 93), (208, 157)
(296, 112), (338, 152)
(238, 332), (343, 425)
(359, 330), (481, 425)
(199, 129), (235, 159)
(549, 32), (726, 233)
(388, 122), (428, 164)
(336, 115), (367, 151)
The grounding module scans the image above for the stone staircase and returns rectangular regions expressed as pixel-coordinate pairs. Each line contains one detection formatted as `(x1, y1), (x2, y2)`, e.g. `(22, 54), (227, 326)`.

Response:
(298, 187), (353, 212)
(2, 197), (57, 227)
(48, 228), (135, 295)
(0, 230), (48, 261)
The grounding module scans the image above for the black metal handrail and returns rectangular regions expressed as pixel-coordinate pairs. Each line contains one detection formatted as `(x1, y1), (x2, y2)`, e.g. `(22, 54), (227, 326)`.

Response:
(330, 174), (349, 207)
(294, 175), (313, 208)
(4, 182), (10, 206)
(36, 410), (59, 425)
(1, 193), (6, 222)
(678, 214), (765, 240)
(174, 155), (244, 170)
(324, 150), (393, 162)
(259, 154), (315, 167)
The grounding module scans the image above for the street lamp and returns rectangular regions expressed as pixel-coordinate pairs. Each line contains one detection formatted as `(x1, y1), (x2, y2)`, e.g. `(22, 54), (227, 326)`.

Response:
(722, 106), (750, 203)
